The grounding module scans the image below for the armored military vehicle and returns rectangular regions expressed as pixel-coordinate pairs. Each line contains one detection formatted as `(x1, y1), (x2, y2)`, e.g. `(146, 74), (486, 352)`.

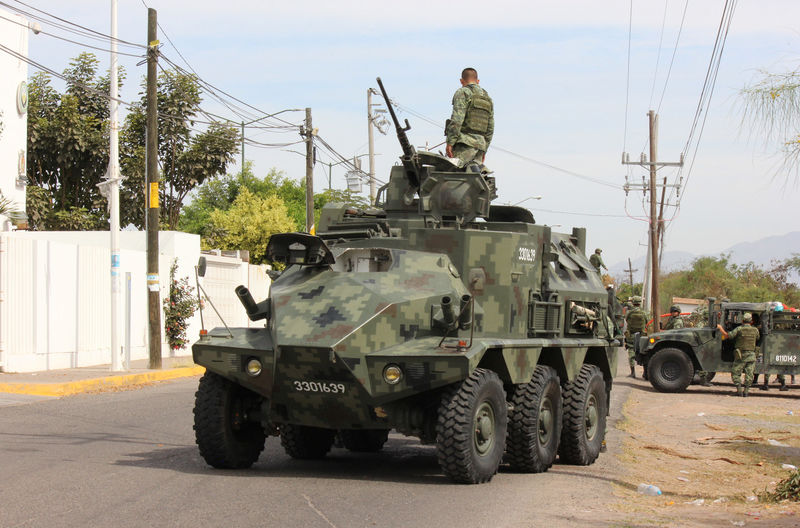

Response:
(635, 298), (800, 393)
(191, 78), (619, 484)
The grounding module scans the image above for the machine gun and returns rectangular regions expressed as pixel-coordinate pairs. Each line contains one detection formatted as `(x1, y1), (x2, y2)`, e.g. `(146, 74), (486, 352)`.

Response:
(376, 77), (422, 192)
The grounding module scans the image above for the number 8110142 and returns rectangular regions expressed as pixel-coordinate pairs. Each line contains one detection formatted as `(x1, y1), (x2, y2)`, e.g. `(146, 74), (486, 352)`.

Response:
(293, 380), (346, 394)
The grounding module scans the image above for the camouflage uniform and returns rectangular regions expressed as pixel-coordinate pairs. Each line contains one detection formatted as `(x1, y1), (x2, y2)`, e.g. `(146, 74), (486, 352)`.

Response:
(625, 302), (648, 377)
(446, 84), (494, 166)
(728, 323), (760, 396)
(664, 314), (684, 330)
(589, 249), (606, 274)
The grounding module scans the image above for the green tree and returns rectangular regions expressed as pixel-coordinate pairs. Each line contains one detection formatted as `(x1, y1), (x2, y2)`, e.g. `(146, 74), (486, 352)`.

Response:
(740, 69), (800, 181)
(180, 164), (370, 237)
(120, 69), (239, 230)
(26, 53), (117, 229)
(204, 188), (296, 263)
(659, 255), (800, 312)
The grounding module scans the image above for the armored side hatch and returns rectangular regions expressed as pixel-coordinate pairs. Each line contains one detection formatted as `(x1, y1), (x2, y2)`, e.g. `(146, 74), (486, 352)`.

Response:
(266, 233), (335, 266)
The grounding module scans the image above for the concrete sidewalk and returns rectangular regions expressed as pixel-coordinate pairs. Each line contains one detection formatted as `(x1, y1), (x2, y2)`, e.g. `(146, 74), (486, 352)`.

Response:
(0, 356), (205, 397)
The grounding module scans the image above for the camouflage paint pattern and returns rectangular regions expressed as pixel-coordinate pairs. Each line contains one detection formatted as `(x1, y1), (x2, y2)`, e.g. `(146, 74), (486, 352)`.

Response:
(193, 153), (618, 431)
(636, 301), (800, 380)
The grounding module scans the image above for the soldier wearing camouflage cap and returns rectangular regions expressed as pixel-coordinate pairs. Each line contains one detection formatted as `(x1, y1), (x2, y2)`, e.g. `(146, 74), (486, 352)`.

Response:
(589, 248), (607, 274)
(717, 312), (760, 397)
(445, 68), (494, 167)
(624, 296), (649, 377)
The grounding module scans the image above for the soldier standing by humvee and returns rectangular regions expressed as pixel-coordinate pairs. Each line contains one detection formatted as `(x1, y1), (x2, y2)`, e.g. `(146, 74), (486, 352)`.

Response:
(589, 248), (607, 274)
(625, 296), (648, 377)
(664, 305), (684, 330)
(717, 312), (760, 397)
(445, 67), (494, 167)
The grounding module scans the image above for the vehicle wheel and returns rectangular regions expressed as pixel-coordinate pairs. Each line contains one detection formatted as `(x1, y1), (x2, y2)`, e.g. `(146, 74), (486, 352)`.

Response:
(339, 429), (390, 452)
(436, 368), (508, 484)
(558, 364), (607, 465)
(193, 371), (266, 469)
(648, 347), (693, 393)
(505, 365), (562, 473)
(280, 424), (336, 459)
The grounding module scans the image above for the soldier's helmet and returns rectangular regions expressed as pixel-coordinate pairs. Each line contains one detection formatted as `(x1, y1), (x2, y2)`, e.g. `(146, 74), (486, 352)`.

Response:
(670, 305), (680, 313)
(595, 248), (602, 253)
(743, 312), (753, 323)
(632, 295), (642, 305)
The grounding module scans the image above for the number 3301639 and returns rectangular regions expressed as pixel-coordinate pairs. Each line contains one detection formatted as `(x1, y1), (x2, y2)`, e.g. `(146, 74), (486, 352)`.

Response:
(293, 380), (346, 393)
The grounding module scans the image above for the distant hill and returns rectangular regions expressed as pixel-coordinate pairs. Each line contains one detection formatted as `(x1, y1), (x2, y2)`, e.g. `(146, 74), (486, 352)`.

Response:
(609, 231), (800, 284)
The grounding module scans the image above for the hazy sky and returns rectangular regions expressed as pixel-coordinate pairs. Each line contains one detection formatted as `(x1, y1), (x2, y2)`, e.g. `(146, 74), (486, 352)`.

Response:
(9, 0), (800, 278)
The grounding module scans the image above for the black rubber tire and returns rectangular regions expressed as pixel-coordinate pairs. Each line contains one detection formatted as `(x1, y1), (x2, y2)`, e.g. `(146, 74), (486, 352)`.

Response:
(505, 365), (562, 473)
(280, 424), (336, 459)
(193, 371), (266, 469)
(436, 368), (508, 484)
(558, 364), (607, 466)
(648, 347), (693, 393)
(339, 429), (390, 452)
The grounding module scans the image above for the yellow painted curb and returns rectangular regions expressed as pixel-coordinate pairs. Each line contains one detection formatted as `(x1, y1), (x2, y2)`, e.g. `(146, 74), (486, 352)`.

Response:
(0, 366), (206, 397)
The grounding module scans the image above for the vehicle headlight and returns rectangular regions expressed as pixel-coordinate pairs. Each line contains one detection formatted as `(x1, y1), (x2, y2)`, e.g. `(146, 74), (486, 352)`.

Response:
(383, 364), (402, 385)
(245, 358), (262, 376)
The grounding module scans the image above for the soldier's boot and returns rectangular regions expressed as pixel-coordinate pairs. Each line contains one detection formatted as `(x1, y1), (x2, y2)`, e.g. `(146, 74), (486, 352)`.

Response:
(743, 386), (750, 397)
(701, 379), (712, 387)
(780, 383), (789, 392)
(735, 385), (743, 397)
(760, 383), (769, 391)
(629, 366), (636, 378)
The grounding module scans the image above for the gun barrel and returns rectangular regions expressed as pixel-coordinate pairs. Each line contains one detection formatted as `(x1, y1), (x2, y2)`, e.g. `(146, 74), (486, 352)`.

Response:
(375, 76), (420, 189)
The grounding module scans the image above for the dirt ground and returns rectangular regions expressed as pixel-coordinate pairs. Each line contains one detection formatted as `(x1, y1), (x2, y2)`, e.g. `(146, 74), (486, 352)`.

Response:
(607, 367), (800, 527)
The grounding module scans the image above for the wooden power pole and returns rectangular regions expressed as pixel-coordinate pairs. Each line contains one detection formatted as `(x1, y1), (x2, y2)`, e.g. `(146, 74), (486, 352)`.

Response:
(622, 110), (683, 330)
(304, 107), (314, 233)
(145, 8), (161, 368)
(626, 258), (638, 291)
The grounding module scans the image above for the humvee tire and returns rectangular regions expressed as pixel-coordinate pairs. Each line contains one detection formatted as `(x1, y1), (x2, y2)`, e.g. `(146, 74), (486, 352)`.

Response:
(506, 365), (562, 473)
(339, 429), (390, 452)
(194, 371), (266, 469)
(436, 368), (508, 484)
(648, 347), (693, 393)
(280, 424), (336, 459)
(558, 364), (606, 465)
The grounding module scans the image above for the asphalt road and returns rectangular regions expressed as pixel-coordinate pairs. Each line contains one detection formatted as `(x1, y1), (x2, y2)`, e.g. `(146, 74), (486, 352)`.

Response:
(0, 358), (632, 528)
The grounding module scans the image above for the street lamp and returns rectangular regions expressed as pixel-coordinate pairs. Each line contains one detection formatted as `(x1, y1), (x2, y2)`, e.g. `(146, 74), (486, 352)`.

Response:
(241, 109), (301, 172)
(510, 196), (542, 206)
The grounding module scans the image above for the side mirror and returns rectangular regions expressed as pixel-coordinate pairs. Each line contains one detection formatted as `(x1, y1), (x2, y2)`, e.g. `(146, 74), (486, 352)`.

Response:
(197, 256), (207, 277)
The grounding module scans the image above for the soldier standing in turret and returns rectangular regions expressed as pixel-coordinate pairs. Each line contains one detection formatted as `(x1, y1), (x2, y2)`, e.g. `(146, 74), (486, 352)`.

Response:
(445, 68), (494, 167)
(625, 296), (648, 378)
(590, 248), (607, 274)
(717, 312), (760, 397)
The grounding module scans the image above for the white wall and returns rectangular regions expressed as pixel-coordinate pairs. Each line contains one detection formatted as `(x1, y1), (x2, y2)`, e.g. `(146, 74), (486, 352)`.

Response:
(0, 230), (269, 372)
(0, 8), (29, 227)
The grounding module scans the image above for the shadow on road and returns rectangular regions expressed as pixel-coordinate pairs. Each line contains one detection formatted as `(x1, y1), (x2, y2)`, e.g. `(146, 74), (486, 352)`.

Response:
(114, 436), (458, 485)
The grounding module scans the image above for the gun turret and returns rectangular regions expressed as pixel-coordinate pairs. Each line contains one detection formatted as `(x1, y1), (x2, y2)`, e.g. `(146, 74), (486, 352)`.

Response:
(376, 77), (421, 191)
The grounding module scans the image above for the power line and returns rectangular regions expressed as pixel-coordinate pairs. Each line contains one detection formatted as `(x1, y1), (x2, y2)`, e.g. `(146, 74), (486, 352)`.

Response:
(389, 100), (622, 190)
(656, 0), (689, 114)
(648, 0), (670, 110)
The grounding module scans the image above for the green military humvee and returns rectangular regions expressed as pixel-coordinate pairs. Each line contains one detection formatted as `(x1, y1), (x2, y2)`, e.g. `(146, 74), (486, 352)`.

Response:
(191, 79), (619, 484)
(635, 298), (800, 392)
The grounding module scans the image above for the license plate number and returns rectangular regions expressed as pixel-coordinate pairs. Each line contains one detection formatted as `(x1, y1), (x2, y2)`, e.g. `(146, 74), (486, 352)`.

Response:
(292, 380), (346, 394)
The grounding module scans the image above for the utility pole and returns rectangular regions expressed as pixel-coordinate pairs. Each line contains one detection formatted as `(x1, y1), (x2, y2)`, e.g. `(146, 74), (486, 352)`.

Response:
(145, 8), (161, 369)
(367, 88), (376, 205)
(622, 110), (683, 330)
(109, 0), (122, 371)
(626, 258), (638, 291)
(367, 88), (388, 205)
(304, 107), (314, 233)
